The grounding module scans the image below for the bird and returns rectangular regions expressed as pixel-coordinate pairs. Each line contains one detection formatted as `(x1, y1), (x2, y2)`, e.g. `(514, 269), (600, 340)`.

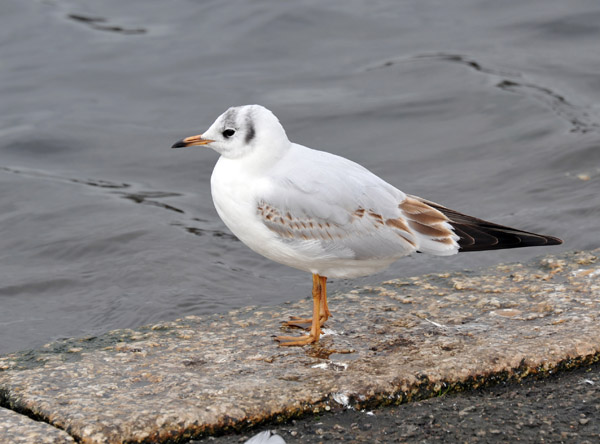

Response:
(172, 104), (562, 346)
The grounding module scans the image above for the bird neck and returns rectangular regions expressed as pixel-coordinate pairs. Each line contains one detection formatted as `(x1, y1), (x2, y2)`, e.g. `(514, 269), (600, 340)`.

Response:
(227, 138), (292, 176)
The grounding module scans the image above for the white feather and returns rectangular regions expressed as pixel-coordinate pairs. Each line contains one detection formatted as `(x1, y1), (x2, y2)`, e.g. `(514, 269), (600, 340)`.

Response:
(244, 430), (286, 444)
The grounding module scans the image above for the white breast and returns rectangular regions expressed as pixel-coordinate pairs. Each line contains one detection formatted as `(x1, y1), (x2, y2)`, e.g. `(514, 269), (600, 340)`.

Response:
(211, 157), (262, 244)
(211, 157), (307, 268)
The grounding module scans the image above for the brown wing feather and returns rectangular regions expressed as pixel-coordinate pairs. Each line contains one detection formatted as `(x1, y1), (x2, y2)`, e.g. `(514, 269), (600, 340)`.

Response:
(410, 196), (563, 252)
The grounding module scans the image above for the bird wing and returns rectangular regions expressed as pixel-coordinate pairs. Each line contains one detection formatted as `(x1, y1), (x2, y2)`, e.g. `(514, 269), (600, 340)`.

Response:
(255, 145), (459, 260)
(254, 145), (560, 258)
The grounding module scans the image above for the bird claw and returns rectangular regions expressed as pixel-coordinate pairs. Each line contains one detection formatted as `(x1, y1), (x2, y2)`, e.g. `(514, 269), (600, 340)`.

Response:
(275, 334), (319, 346)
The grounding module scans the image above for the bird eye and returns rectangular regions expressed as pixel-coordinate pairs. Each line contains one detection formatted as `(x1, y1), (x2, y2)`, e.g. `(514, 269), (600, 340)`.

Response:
(222, 129), (235, 138)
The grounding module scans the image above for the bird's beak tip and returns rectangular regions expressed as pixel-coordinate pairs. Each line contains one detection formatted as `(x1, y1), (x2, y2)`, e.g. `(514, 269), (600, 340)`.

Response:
(171, 140), (188, 149)
(170, 134), (213, 149)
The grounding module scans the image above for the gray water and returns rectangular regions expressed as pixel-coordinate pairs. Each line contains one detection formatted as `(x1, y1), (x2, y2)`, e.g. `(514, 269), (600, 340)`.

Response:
(1, 0), (599, 355)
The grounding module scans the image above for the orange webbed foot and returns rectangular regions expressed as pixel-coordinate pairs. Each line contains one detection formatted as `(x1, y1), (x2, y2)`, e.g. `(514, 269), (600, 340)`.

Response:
(275, 334), (319, 346)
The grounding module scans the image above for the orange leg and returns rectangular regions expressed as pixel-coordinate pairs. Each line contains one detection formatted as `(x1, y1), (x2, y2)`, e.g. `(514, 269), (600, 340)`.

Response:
(319, 275), (330, 321)
(283, 275), (330, 329)
(276, 274), (322, 346)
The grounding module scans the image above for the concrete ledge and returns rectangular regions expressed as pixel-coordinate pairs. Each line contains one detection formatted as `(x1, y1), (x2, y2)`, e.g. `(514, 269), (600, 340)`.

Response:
(1, 249), (599, 444)
(0, 406), (75, 443)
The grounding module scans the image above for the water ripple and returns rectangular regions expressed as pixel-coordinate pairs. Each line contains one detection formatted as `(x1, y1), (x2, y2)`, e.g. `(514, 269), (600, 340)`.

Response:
(67, 14), (146, 35)
(363, 52), (600, 134)
(0, 165), (235, 241)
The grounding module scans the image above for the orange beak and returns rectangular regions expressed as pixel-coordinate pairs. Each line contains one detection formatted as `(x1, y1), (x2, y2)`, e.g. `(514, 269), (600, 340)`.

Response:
(171, 134), (215, 148)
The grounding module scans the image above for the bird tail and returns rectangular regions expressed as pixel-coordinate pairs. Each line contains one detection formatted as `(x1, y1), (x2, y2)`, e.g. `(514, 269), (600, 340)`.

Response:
(414, 197), (563, 252)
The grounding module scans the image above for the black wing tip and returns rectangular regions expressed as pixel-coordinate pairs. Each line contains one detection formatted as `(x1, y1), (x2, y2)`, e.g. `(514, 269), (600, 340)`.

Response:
(543, 235), (563, 246)
(456, 230), (563, 252)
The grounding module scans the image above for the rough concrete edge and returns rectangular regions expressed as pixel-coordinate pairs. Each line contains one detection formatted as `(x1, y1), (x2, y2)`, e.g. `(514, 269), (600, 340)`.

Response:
(0, 389), (81, 443)
(8, 356), (599, 444)
(33, 351), (591, 444)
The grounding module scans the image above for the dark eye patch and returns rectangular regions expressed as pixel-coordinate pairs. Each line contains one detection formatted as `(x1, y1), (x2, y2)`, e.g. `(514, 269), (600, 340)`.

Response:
(245, 122), (255, 144)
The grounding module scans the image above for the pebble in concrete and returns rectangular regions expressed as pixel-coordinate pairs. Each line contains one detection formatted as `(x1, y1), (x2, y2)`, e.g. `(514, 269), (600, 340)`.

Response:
(0, 406), (75, 444)
(0, 249), (599, 444)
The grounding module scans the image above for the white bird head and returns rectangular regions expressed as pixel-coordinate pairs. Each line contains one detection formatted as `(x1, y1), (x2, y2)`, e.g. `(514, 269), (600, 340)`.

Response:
(172, 105), (289, 160)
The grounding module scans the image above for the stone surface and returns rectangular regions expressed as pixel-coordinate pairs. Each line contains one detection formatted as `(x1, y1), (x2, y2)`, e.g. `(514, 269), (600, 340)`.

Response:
(0, 249), (599, 444)
(0, 406), (75, 444)
(198, 360), (600, 444)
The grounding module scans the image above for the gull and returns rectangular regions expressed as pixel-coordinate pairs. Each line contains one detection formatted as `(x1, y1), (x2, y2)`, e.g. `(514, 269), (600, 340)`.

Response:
(172, 105), (562, 346)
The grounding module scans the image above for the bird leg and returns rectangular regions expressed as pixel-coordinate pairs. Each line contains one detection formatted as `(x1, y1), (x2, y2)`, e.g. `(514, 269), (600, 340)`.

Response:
(319, 275), (330, 320)
(283, 275), (330, 329)
(276, 274), (322, 346)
